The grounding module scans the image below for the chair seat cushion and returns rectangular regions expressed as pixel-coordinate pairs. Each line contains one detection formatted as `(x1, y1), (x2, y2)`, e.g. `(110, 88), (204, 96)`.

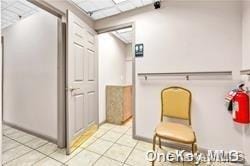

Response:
(155, 122), (195, 144)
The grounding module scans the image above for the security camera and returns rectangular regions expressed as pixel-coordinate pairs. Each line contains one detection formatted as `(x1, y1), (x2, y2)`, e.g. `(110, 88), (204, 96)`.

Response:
(154, 0), (161, 9)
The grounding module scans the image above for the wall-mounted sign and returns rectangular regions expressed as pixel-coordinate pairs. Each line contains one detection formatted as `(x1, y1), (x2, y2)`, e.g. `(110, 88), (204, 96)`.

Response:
(135, 44), (144, 57)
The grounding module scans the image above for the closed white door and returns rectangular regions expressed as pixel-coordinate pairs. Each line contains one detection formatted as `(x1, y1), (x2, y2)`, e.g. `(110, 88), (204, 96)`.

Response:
(66, 10), (98, 154)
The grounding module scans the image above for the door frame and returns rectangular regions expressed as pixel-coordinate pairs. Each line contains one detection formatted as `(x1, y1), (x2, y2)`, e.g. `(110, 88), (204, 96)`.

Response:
(95, 22), (136, 139)
(23, 0), (67, 148)
(29, 1), (99, 149)
(1, 37), (4, 123)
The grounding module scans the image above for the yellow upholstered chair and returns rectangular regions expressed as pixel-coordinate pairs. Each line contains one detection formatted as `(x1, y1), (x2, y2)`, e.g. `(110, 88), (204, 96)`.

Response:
(152, 87), (197, 164)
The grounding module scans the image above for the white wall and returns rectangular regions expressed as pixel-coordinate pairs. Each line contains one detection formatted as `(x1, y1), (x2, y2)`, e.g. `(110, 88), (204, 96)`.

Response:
(96, 0), (244, 155)
(0, 0), (2, 162)
(242, 1), (250, 70)
(98, 33), (128, 123)
(125, 44), (133, 85)
(3, 11), (58, 140)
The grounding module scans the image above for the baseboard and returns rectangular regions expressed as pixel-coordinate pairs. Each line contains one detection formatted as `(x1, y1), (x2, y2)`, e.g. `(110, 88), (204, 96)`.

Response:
(133, 134), (247, 164)
(3, 121), (57, 144)
(134, 134), (195, 152)
(99, 120), (107, 126)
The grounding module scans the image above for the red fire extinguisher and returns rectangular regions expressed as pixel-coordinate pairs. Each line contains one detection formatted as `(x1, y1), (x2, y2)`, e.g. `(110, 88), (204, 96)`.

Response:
(232, 84), (250, 124)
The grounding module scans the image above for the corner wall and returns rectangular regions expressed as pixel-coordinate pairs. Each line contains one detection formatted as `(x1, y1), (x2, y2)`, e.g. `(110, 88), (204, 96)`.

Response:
(3, 11), (58, 140)
(95, 0), (243, 154)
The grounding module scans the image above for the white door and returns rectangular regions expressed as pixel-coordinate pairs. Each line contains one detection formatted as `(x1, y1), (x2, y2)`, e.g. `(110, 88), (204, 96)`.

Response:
(66, 10), (98, 154)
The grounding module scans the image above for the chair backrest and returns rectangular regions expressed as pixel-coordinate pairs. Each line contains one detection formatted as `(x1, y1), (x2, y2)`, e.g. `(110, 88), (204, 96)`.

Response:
(161, 86), (192, 124)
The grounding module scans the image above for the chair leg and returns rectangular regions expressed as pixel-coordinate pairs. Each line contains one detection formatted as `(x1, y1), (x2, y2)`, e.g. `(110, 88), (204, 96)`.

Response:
(159, 137), (162, 149)
(153, 134), (157, 151)
(152, 134), (157, 166)
(192, 142), (197, 154)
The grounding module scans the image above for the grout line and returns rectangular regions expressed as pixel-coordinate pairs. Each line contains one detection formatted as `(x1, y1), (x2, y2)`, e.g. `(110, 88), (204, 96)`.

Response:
(2, 145), (33, 165)
(88, 127), (119, 165)
(31, 155), (48, 166)
(62, 125), (119, 165)
(123, 140), (139, 165)
(3, 127), (65, 165)
(64, 125), (116, 165)
(4, 132), (38, 144)
(91, 124), (134, 165)
(2, 139), (23, 153)
(3, 123), (134, 166)
(3, 126), (84, 165)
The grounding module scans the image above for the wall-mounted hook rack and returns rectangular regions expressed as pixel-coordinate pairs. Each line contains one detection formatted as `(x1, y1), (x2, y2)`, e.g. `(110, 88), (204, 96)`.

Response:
(138, 71), (232, 81)
(241, 69), (250, 75)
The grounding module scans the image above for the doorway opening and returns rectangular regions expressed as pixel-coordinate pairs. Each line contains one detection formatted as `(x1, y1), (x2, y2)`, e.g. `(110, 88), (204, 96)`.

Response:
(98, 25), (135, 138)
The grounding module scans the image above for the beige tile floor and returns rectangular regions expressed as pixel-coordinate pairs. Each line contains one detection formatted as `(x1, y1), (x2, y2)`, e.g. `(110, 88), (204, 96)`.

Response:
(2, 121), (243, 166)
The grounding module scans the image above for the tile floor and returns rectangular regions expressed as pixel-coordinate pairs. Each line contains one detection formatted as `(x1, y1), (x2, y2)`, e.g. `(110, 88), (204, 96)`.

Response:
(2, 121), (242, 166)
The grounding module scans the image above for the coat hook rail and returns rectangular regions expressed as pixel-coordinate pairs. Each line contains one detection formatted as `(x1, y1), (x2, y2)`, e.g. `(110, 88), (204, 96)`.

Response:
(138, 71), (232, 80)
(241, 69), (250, 75)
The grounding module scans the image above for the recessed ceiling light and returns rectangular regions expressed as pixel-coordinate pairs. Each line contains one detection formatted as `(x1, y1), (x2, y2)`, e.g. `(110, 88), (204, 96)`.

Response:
(113, 0), (127, 4)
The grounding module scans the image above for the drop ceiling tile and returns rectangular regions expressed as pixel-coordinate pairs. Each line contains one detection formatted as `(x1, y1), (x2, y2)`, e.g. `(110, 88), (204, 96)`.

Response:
(142, 0), (153, 5)
(2, 1), (8, 9)
(120, 33), (132, 42)
(22, 10), (37, 18)
(112, 28), (133, 44)
(21, 0), (39, 9)
(92, 10), (107, 20)
(70, 0), (153, 20)
(78, 0), (114, 12)
(1, 0), (39, 29)
(71, 0), (86, 4)
(113, 0), (128, 4)
(1, 19), (7, 24)
(2, 0), (18, 9)
(120, 31), (132, 38)
(8, 7), (24, 16)
(13, 1), (33, 12)
(2, 9), (18, 19)
(93, 0), (114, 11)
(78, 1), (96, 12)
(113, 32), (129, 43)
(129, 0), (143, 7)
(1, 17), (8, 22)
(101, 7), (120, 17)
(117, 1), (135, 12)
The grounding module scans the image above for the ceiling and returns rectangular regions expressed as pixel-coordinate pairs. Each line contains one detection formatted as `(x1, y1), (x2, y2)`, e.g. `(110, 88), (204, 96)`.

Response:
(1, 0), (153, 29)
(1, 0), (40, 29)
(112, 27), (132, 44)
(71, 0), (154, 20)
